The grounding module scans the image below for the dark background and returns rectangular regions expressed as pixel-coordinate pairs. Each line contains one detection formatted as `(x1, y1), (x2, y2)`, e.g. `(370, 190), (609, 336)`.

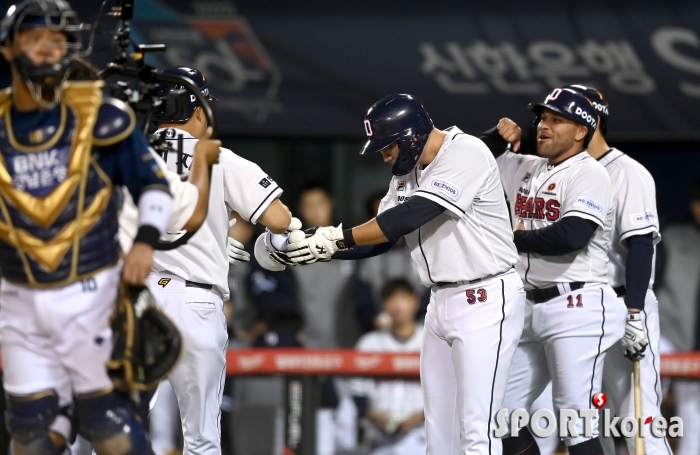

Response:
(1, 0), (698, 226)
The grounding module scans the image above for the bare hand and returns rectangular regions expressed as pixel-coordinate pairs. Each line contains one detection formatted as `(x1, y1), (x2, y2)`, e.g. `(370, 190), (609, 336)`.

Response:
(515, 220), (526, 231)
(194, 127), (221, 166)
(122, 242), (154, 285)
(399, 412), (425, 434)
(368, 410), (392, 433)
(497, 118), (522, 152)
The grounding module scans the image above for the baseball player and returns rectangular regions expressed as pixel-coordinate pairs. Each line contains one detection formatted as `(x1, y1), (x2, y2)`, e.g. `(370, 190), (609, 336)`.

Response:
(149, 66), (292, 455)
(0, 2), (174, 455)
(118, 129), (222, 254)
(562, 85), (668, 454)
(62, 59), (223, 254)
(487, 88), (627, 455)
(282, 93), (526, 455)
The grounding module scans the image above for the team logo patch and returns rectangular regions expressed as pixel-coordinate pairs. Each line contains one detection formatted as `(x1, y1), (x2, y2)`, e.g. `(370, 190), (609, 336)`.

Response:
(397, 181), (406, 191)
(548, 182), (557, 191)
(29, 129), (44, 144)
(573, 197), (604, 214)
(259, 177), (272, 189)
(158, 278), (171, 288)
(521, 172), (532, 183)
(429, 178), (462, 201)
(632, 211), (656, 224)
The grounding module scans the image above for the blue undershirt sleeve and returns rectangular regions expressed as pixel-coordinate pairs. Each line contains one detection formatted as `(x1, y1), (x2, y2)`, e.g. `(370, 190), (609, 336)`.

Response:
(513, 216), (598, 256)
(624, 233), (654, 311)
(376, 196), (446, 242)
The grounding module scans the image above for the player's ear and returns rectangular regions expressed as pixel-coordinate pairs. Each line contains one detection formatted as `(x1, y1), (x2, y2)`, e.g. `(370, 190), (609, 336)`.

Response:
(0, 44), (12, 62)
(575, 124), (588, 143)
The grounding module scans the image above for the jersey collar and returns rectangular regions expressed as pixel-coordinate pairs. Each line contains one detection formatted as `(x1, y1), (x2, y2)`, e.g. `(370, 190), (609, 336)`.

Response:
(545, 150), (590, 171)
(596, 147), (623, 167)
(154, 127), (196, 140)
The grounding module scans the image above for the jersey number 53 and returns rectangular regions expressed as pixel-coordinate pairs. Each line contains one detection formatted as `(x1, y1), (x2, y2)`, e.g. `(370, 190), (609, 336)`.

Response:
(466, 288), (487, 305)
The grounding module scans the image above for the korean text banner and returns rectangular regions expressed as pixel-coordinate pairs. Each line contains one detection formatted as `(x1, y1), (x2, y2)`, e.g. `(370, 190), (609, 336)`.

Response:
(103, 0), (700, 140)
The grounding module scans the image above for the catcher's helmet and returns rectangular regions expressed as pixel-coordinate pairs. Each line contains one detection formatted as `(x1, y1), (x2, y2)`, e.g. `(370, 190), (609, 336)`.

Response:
(1, 0), (84, 108)
(153, 66), (217, 123)
(528, 88), (598, 147)
(360, 94), (434, 176)
(1, 0), (80, 44)
(563, 84), (609, 136)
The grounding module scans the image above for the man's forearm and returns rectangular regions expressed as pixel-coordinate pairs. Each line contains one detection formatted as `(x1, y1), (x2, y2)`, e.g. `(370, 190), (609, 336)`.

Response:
(183, 153), (211, 231)
(350, 218), (389, 245)
(513, 216), (598, 255)
(624, 234), (654, 311)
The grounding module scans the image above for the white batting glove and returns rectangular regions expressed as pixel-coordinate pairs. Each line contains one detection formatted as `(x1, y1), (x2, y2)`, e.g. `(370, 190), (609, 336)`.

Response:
(285, 224), (348, 263)
(258, 217), (308, 269)
(621, 311), (649, 360)
(227, 219), (251, 264)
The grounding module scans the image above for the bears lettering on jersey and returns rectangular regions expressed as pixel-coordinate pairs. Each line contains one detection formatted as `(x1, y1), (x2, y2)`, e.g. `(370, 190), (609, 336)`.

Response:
(514, 193), (561, 221)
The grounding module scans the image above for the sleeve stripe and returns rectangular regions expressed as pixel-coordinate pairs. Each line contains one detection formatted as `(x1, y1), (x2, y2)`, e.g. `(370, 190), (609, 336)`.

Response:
(414, 190), (465, 214)
(248, 186), (282, 223)
(561, 209), (604, 226)
(620, 226), (659, 238)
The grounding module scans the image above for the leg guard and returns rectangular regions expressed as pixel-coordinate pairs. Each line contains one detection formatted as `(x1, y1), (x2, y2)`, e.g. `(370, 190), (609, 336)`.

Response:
(74, 391), (150, 455)
(6, 392), (66, 455)
(502, 427), (542, 455)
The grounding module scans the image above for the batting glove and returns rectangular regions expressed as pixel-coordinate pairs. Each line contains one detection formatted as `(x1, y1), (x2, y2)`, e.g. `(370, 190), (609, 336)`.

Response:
(271, 227), (322, 265)
(621, 311), (648, 360)
(285, 224), (350, 263)
(263, 217), (313, 268)
(227, 219), (251, 264)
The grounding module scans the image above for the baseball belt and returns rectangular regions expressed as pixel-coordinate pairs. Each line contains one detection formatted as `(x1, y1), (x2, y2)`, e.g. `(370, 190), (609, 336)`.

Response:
(185, 280), (213, 290)
(526, 282), (585, 304)
(433, 268), (514, 289)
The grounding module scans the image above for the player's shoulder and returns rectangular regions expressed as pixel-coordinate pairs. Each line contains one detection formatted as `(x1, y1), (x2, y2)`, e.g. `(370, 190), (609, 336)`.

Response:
(574, 152), (611, 176)
(355, 331), (386, 350)
(444, 127), (490, 154)
(93, 97), (136, 147)
(218, 147), (262, 171)
(601, 148), (655, 185)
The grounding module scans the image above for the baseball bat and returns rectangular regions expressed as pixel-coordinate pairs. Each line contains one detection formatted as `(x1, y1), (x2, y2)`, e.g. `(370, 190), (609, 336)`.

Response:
(633, 358), (644, 455)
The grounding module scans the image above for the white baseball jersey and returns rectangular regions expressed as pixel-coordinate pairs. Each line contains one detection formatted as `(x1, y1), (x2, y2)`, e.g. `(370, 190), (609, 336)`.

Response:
(598, 148), (660, 288)
(153, 128), (283, 299)
(353, 327), (424, 423)
(118, 149), (199, 253)
(496, 150), (614, 289)
(378, 127), (518, 286)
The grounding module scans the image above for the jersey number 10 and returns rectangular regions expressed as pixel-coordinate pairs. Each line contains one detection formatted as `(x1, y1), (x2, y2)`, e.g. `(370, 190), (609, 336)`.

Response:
(567, 294), (583, 308)
(466, 288), (487, 305)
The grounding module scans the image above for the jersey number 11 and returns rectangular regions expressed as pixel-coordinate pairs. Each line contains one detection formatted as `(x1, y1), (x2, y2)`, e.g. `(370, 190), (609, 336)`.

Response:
(567, 294), (583, 308)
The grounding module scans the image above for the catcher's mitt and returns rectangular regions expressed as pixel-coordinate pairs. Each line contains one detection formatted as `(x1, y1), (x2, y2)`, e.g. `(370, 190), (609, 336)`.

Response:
(107, 285), (182, 391)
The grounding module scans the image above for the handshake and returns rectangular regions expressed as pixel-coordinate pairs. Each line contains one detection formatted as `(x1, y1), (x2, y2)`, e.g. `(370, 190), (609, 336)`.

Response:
(252, 218), (351, 271)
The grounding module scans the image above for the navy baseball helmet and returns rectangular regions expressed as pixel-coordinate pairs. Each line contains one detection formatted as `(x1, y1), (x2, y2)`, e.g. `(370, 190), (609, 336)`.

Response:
(153, 66), (217, 123)
(563, 84), (609, 136)
(528, 88), (598, 147)
(360, 94), (434, 176)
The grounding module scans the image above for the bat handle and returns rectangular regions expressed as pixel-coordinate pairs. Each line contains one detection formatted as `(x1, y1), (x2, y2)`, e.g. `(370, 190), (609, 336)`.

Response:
(633, 358), (644, 455)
